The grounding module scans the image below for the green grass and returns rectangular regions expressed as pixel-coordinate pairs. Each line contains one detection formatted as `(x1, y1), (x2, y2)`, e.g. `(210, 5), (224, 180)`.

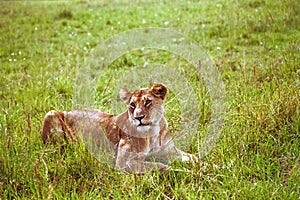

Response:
(0, 0), (299, 199)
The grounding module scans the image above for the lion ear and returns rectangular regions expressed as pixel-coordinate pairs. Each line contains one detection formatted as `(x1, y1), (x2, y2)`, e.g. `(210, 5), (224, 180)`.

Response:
(119, 88), (132, 104)
(151, 84), (167, 100)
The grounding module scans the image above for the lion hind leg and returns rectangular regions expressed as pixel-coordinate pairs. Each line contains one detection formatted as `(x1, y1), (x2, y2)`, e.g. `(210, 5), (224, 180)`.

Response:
(41, 110), (67, 144)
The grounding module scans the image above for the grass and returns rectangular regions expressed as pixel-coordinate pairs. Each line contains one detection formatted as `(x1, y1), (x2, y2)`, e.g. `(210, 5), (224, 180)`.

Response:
(0, 0), (299, 199)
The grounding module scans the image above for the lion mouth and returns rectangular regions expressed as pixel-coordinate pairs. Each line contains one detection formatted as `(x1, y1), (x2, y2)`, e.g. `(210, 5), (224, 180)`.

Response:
(137, 122), (151, 126)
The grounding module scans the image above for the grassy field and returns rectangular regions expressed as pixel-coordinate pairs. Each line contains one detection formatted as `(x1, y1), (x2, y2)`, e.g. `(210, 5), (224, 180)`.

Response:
(0, 0), (299, 199)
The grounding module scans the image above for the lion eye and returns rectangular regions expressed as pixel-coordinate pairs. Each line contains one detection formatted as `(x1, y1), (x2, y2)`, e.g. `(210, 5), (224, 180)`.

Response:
(130, 102), (136, 108)
(145, 99), (151, 106)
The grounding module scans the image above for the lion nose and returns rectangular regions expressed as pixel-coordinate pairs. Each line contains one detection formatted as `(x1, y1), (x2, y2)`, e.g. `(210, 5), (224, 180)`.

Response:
(135, 115), (145, 121)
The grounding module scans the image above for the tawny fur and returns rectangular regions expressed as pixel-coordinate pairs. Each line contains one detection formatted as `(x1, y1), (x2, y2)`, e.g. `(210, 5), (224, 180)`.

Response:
(41, 84), (198, 173)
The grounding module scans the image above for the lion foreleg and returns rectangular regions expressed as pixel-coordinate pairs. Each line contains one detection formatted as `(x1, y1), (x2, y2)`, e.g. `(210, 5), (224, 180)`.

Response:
(155, 140), (199, 164)
(115, 140), (167, 174)
(116, 151), (167, 174)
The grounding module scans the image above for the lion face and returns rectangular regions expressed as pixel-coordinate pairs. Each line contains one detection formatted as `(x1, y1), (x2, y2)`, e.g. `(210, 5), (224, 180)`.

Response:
(119, 84), (167, 130)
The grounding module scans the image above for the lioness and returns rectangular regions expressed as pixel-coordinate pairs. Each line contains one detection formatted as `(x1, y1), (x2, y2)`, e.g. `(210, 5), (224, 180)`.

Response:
(41, 84), (198, 173)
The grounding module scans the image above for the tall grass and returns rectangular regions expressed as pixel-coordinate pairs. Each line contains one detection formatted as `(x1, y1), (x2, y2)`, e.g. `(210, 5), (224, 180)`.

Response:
(0, 0), (299, 199)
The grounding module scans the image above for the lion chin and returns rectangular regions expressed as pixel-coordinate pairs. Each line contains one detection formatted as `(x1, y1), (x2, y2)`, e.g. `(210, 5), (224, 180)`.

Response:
(137, 124), (150, 130)
(41, 83), (198, 174)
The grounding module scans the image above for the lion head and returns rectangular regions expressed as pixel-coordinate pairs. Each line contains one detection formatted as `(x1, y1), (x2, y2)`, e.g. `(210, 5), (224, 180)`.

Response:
(119, 84), (167, 131)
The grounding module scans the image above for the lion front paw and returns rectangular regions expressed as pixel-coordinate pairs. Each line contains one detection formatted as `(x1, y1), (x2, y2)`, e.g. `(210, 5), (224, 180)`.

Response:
(181, 153), (199, 164)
